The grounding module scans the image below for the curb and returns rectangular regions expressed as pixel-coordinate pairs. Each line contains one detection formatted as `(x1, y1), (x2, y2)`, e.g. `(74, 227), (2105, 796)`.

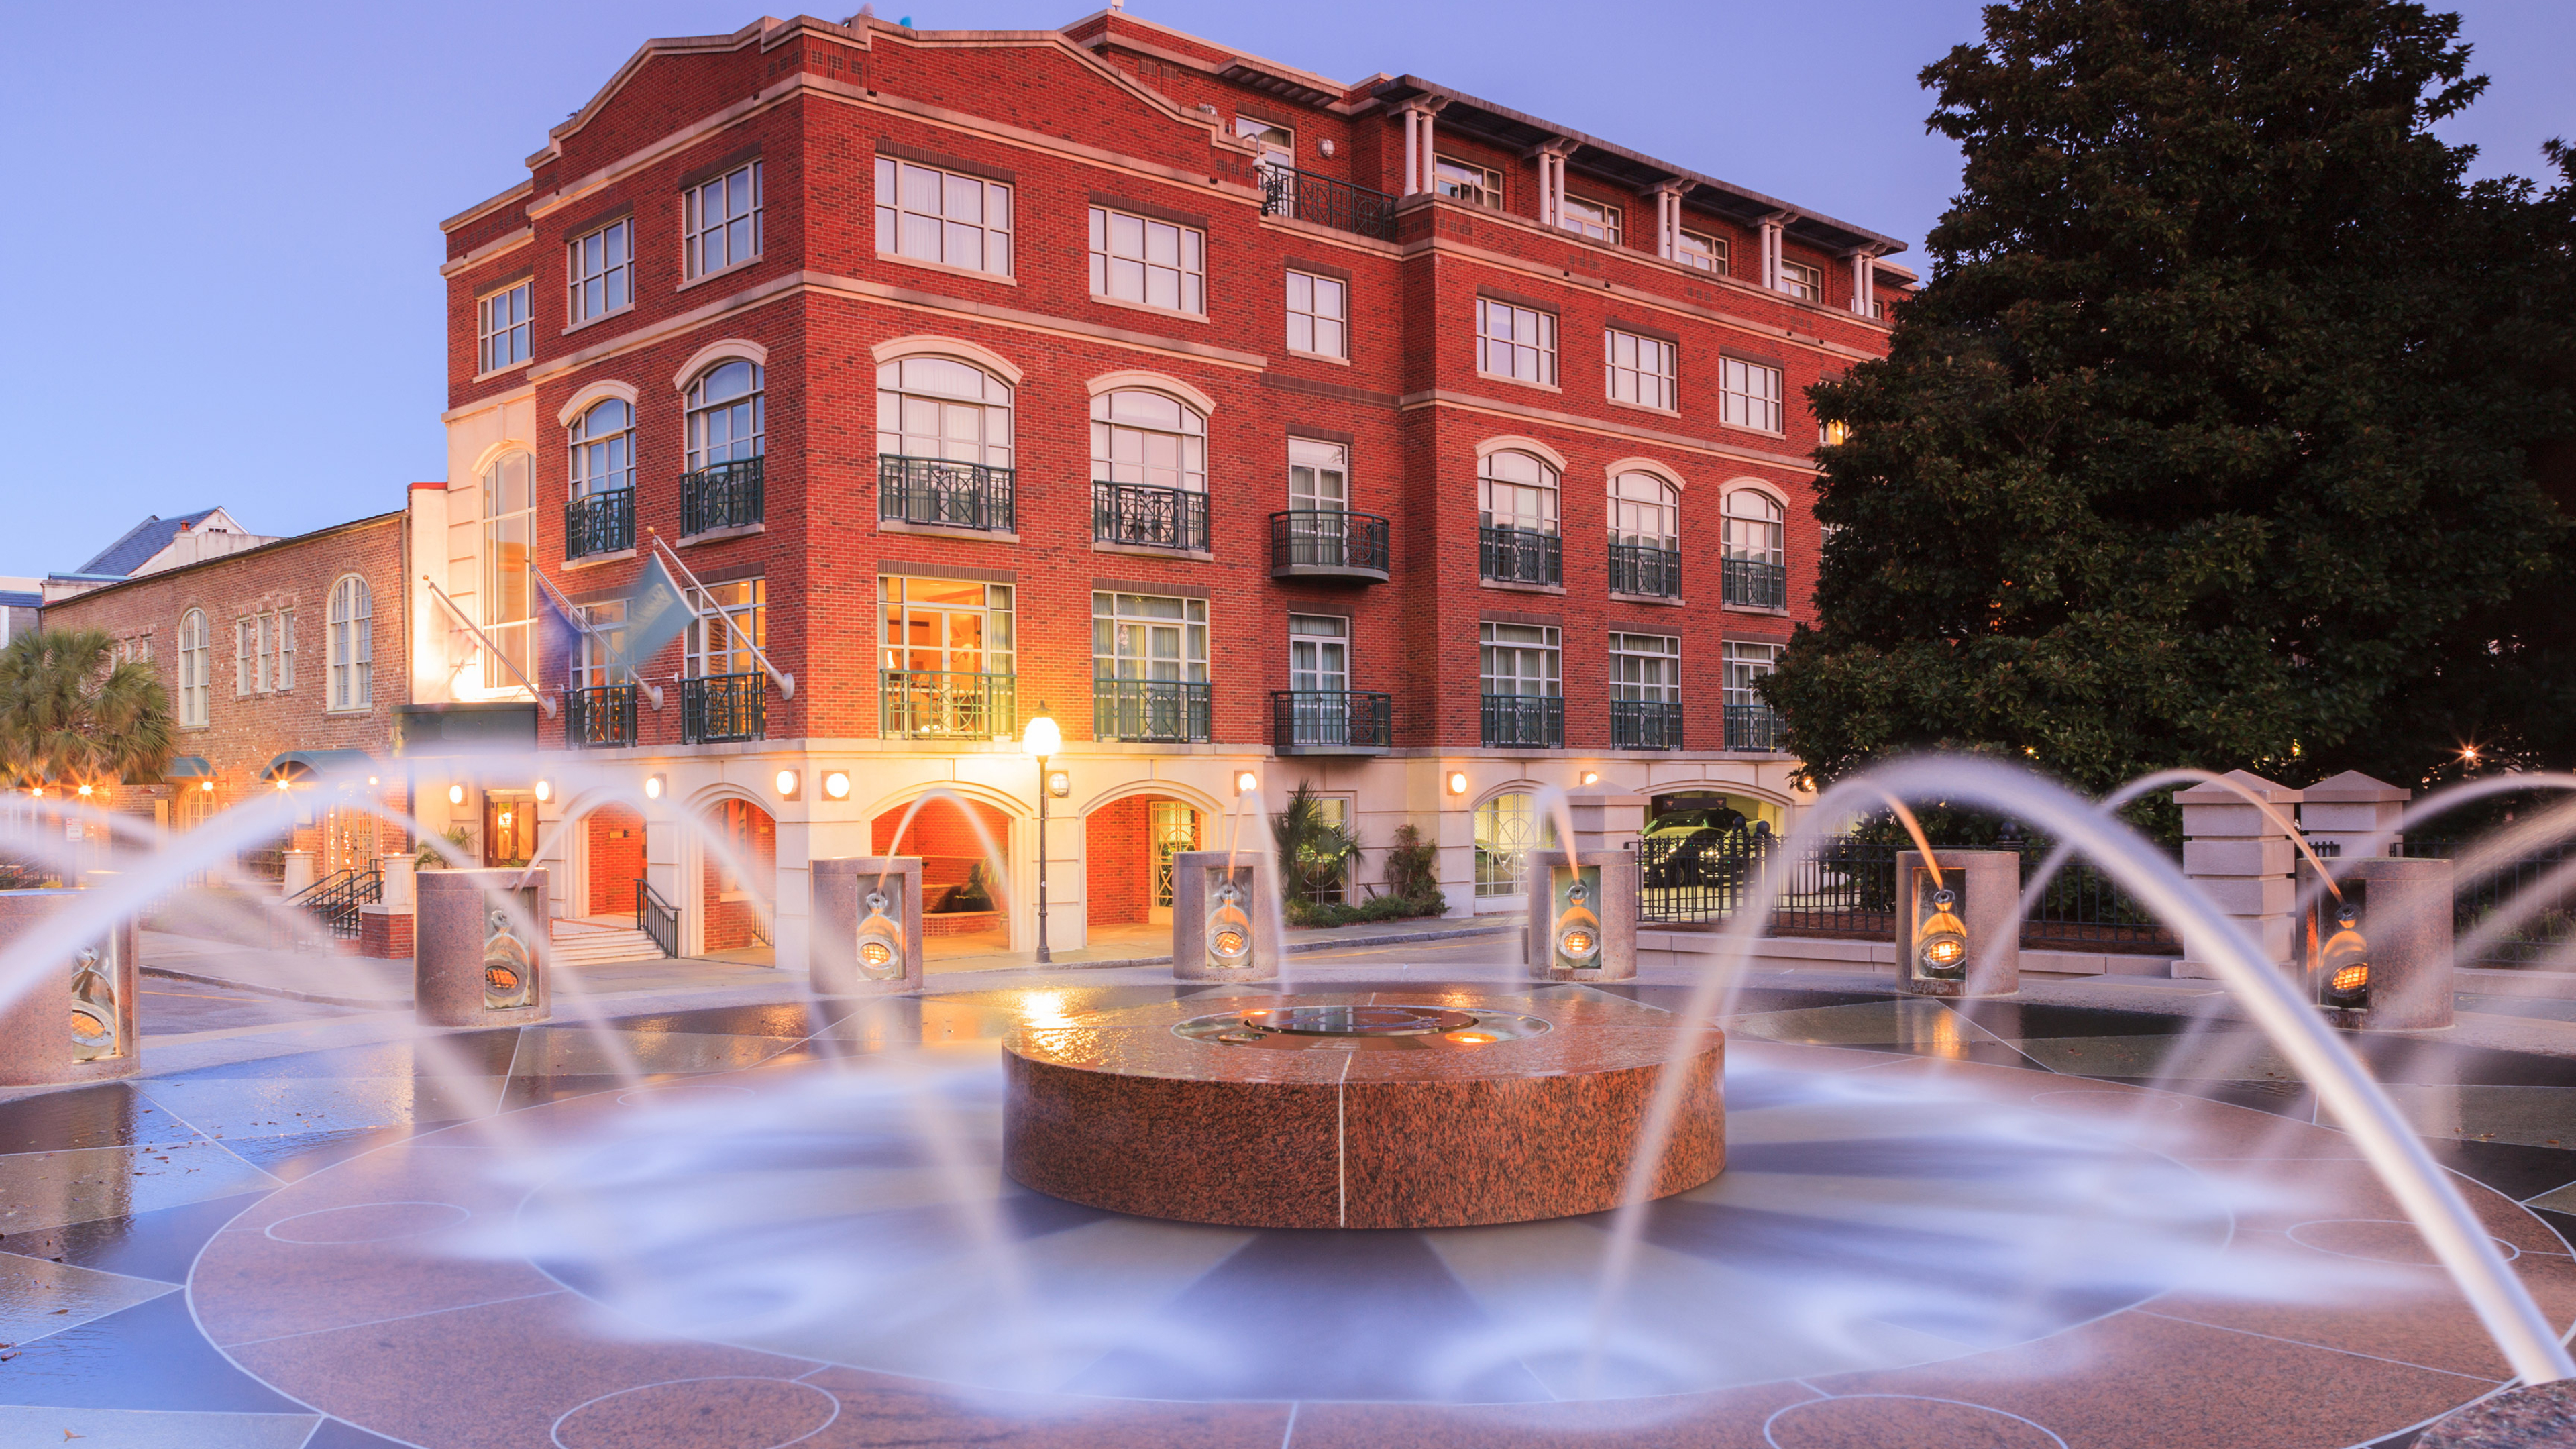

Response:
(932, 921), (1521, 974)
(142, 964), (412, 1012)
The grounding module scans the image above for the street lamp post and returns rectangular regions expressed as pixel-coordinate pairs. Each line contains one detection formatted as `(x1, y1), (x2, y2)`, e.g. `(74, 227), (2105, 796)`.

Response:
(1022, 704), (1063, 964)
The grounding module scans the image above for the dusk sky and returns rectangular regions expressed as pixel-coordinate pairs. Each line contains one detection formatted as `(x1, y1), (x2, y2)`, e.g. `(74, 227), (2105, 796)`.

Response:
(2, 0), (2567, 580)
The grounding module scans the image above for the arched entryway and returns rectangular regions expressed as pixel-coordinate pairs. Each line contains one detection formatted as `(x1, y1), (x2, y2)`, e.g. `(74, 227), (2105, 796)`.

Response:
(700, 798), (777, 961)
(1085, 793), (1204, 949)
(580, 803), (647, 919)
(873, 796), (1012, 955)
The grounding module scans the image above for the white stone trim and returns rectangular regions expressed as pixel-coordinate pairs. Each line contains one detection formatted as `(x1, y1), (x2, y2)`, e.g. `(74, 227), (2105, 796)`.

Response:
(1473, 434), (1570, 471)
(557, 379), (641, 427)
(871, 334), (1026, 385)
(1603, 455), (1687, 490)
(1085, 368), (1217, 417)
(672, 339), (770, 392)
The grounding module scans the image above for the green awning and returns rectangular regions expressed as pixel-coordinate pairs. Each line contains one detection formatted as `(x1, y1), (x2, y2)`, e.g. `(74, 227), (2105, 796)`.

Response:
(258, 749), (378, 784)
(162, 756), (215, 780)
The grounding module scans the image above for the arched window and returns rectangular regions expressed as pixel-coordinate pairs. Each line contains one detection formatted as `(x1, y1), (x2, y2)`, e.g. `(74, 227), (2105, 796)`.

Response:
(686, 360), (764, 471)
(482, 451), (535, 687)
(327, 576), (372, 712)
(1611, 472), (1679, 549)
(176, 609), (209, 727)
(568, 398), (633, 499)
(1473, 792), (1558, 899)
(1723, 489), (1785, 566)
(877, 357), (1012, 468)
(1089, 389), (1205, 493)
(1478, 450), (1559, 535)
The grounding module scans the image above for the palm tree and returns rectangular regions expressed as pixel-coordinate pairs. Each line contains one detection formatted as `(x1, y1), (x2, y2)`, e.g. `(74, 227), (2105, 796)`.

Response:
(0, 628), (175, 790)
(1272, 782), (1362, 906)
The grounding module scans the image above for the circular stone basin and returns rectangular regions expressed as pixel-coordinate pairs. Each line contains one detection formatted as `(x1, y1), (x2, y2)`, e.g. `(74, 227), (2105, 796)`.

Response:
(1003, 991), (1723, 1229)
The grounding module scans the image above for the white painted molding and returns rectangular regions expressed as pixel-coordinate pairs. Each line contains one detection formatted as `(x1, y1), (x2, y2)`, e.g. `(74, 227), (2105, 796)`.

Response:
(1085, 368), (1217, 416)
(1474, 434), (1570, 471)
(872, 333), (1025, 385)
(557, 379), (641, 426)
(670, 338), (770, 391)
(1604, 455), (1688, 490)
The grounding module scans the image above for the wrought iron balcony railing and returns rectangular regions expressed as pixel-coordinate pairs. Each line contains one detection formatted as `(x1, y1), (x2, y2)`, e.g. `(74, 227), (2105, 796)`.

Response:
(1260, 163), (1400, 242)
(682, 456), (763, 535)
(1480, 693), (1564, 749)
(1093, 481), (1210, 552)
(1272, 690), (1393, 753)
(1094, 678), (1211, 743)
(1723, 555), (1788, 610)
(1269, 510), (1391, 579)
(1611, 698), (1683, 750)
(565, 489), (633, 559)
(1609, 541), (1682, 598)
(881, 669), (1016, 741)
(1479, 525), (1562, 586)
(566, 684), (638, 749)
(878, 454), (1016, 533)
(680, 672), (764, 743)
(1725, 702), (1782, 752)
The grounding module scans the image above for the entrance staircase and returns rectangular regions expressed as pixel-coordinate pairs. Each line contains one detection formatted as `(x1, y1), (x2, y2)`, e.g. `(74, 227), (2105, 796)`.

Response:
(549, 916), (670, 966)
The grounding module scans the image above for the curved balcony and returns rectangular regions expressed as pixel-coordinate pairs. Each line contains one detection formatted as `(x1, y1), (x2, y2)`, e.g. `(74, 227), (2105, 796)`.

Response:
(1272, 690), (1393, 755)
(1269, 511), (1389, 581)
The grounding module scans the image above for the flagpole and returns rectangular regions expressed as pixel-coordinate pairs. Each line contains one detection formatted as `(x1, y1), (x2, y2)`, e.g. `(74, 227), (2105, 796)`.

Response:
(645, 530), (795, 699)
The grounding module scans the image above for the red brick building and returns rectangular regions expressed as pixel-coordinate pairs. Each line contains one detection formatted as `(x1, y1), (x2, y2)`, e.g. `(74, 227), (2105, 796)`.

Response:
(417, 10), (1910, 964)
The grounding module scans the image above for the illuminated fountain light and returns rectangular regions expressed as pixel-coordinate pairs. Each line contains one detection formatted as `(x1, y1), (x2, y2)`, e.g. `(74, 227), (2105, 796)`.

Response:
(1169, 849), (1277, 981)
(810, 857), (925, 996)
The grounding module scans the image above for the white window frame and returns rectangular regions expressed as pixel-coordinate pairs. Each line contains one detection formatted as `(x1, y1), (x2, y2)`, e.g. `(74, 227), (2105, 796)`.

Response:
(683, 160), (763, 280)
(1473, 791), (1555, 900)
(875, 157), (1013, 276)
(1090, 389), (1207, 494)
(1610, 633), (1681, 703)
(1087, 205), (1205, 315)
(1721, 356), (1784, 434)
(1559, 193), (1621, 244)
(1724, 639), (1783, 708)
(235, 616), (252, 696)
(1476, 298), (1557, 386)
(685, 578), (767, 679)
(176, 609), (208, 727)
(1479, 621), (1560, 698)
(475, 280), (531, 374)
(1234, 116), (1293, 172)
(1724, 488), (1787, 568)
(1288, 437), (1348, 511)
(876, 356), (1014, 467)
(481, 451), (535, 690)
(1605, 328), (1677, 411)
(1285, 269), (1346, 358)
(1478, 449), (1560, 535)
(574, 599), (627, 688)
(1287, 613), (1349, 693)
(567, 217), (633, 325)
(878, 576), (1014, 679)
(1678, 227), (1726, 276)
(1091, 592), (1209, 683)
(1433, 156), (1503, 209)
(686, 362), (765, 470)
(327, 576), (372, 712)
(1611, 472), (1680, 549)
(569, 398), (634, 500)
(274, 609), (294, 693)
(1779, 258), (1822, 302)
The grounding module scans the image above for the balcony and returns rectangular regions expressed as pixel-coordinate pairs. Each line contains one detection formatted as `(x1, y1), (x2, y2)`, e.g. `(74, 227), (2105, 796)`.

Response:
(566, 684), (638, 749)
(879, 454), (1016, 534)
(881, 669), (1016, 741)
(565, 490), (633, 560)
(1269, 511), (1389, 581)
(1479, 525), (1562, 586)
(1611, 698), (1683, 750)
(1093, 481), (1209, 553)
(1723, 555), (1788, 610)
(682, 456), (763, 536)
(1095, 678), (1210, 743)
(680, 672), (764, 744)
(1481, 693), (1564, 750)
(1272, 690), (1393, 755)
(1609, 542), (1682, 598)
(1259, 163), (1399, 242)
(1725, 702), (1782, 752)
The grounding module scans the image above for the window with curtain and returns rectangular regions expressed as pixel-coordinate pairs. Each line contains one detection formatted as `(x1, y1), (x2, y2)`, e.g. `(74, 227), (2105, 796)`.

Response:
(569, 398), (633, 500)
(686, 361), (764, 470)
(1477, 449), (1559, 534)
(876, 356), (1013, 466)
(327, 576), (371, 711)
(1090, 390), (1205, 492)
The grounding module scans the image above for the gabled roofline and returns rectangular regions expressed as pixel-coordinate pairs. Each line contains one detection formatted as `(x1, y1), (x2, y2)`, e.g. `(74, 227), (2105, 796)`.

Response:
(37, 511), (408, 612)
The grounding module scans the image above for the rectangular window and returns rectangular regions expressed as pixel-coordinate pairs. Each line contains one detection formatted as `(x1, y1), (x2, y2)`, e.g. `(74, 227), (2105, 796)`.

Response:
(1723, 640), (1782, 706)
(475, 280), (531, 373)
(1087, 205), (1204, 314)
(1479, 621), (1560, 696)
(1610, 633), (1680, 702)
(1779, 258), (1822, 301)
(1285, 269), (1346, 358)
(1091, 593), (1208, 682)
(879, 576), (1015, 678)
(684, 160), (763, 278)
(1234, 116), (1293, 172)
(568, 217), (632, 323)
(1678, 227), (1726, 276)
(235, 619), (252, 696)
(1476, 298), (1557, 386)
(1560, 193), (1621, 244)
(574, 600), (627, 688)
(1721, 356), (1784, 433)
(684, 578), (766, 678)
(1288, 437), (1348, 511)
(1434, 156), (1503, 209)
(274, 611), (294, 692)
(1605, 329), (1676, 411)
(1821, 419), (1850, 447)
(1287, 614), (1348, 693)
(874, 158), (1012, 276)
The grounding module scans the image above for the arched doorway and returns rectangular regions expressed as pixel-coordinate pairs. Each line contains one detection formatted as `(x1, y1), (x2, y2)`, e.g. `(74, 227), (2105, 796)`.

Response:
(1085, 794), (1202, 947)
(873, 796), (1012, 955)
(700, 798), (777, 960)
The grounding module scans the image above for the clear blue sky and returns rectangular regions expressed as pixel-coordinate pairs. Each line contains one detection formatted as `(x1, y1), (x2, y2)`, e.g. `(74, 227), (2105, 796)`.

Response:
(1, 0), (2567, 580)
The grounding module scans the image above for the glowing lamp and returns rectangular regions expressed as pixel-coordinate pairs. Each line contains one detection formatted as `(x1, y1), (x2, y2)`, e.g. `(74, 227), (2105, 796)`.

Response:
(1206, 880), (1255, 967)
(1022, 712), (1062, 759)
(448, 783), (466, 806)
(775, 769), (800, 800)
(200, 780), (213, 792)
(2319, 897), (2371, 1011)
(1446, 771), (1469, 796)
(855, 890), (904, 981)
(78, 784), (95, 797)
(1580, 771), (1600, 786)
(534, 780), (553, 803)
(1234, 770), (1259, 796)
(823, 771), (851, 800)
(1552, 869), (1605, 971)
(1915, 886), (1968, 980)
(1046, 769), (1070, 798)
(645, 774), (665, 800)
(497, 810), (513, 828)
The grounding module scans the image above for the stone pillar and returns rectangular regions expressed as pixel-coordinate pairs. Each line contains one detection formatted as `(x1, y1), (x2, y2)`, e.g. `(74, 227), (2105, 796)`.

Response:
(773, 816), (812, 977)
(1171, 850), (1279, 981)
(2300, 770), (2408, 861)
(2175, 771), (2304, 981)
(379, 853), (417, 911)
(811, 857), (924, 996)
(280, 849), (316, 897)
(2294, 855), (2454, 1031)
(1895, 849), (2019, 998)
(415, 869), (550, 1028)
(1560, 785), (1646, 855)
(1527, 848), (1637, 981)
(0, 888), (142, 1086)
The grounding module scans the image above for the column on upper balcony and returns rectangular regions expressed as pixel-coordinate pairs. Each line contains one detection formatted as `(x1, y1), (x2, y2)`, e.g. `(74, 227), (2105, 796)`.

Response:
(1399, 100), (1445, 197)
(1759, 213), (1791, 292)
(1848, 246), (1880, 317)
(1650, 180), (1686, 262)
(1534, 139), (1574, 231)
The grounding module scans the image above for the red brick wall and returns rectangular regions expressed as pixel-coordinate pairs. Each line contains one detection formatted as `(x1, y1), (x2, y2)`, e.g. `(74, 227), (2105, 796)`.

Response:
(587, 806), (645, 916)
(1084, 796), (1149, 926)
(699, 799), (776, 952)
(873, 798), (1010, 909)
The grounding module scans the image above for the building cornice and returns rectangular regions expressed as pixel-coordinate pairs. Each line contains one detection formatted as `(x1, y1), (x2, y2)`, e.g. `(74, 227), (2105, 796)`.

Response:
(437, 226), (535, 279)
(1398, 388), (1821, 476)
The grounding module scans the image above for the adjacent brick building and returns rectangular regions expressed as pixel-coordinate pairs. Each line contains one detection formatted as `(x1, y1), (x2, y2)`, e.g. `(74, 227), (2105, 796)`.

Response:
(417, 9), (1911, 965)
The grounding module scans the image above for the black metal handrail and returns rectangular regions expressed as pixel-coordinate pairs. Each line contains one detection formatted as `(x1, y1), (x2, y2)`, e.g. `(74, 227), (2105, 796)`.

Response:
(682, 456), (763, 535)
(1611, 698), (1683, 750)
(878, 454), (1016, 533)
(566, 684), (638, 748)
(1269, 510), (1390, 574)
(1609, 542), (1682, 598)
(681, 672), (765, 743)
(1095, 678), (1210, 743)
(1093, 481), (1210, 552)
(1479, 525), (1561, 586)
(881, 669), (1016, 740)
(1723, 555), (1788, 610)
(1260, 162), (1400, 241)
(2399, 838), (2575, 967)
(1271, 690), (1393, 750)
(287, 867), (382, 941)
(1480, 693), (1564, 749)
(565, 489), (634, 559)
(635, 878), (678, 958)
(1724, 702), (1780, 751)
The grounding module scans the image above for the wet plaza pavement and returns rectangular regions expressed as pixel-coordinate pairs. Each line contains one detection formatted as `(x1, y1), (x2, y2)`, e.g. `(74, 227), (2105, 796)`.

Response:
(3, 959), (2575, 1448)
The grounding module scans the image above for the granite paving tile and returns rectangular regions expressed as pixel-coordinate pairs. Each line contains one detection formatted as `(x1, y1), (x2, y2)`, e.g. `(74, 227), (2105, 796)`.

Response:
(2424, 1138), (2576, 1201)
(192, 1213), (569, 1346)
(549, 1375), (840, 1447)
(794, 1364), (1290, 1448)
(0, 1405), (321, 1448)
(0, 1188), (267, 1283)
(159, 1032), (523, 1081)
(511, 1024), (815, 1077)
(0, 1293), (315, 1413)
(0, 1141), (280, 1236)
(0, 1251), (179, 1343)
(0, 1082), (207, 1154)
(1281, 1382), (1820, 1448)
(137, 1074), (510, 1140)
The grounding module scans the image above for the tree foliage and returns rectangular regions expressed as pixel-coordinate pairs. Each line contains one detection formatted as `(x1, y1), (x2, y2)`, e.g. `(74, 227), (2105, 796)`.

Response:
(0, 628), (175, 789)
(1772, 0), (2576, 798)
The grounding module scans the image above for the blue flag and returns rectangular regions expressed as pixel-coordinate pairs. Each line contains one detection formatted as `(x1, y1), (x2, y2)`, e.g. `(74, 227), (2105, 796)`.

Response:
(616, 553), (692, 680)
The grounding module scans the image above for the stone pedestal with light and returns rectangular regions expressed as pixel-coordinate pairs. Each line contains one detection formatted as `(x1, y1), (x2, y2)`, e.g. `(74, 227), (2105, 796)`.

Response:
(1894, 849), (2019, 998)
(0, 888), (142, 1087)
(810, 857), (924, 996)
(2176, 770), (2304, 980)
(1526, 847), (1638, 981)
(1171, 850), (1279, 981)
(415, 868), (551, 1028)
(2293, 854), (2453, 1031)
(2300, 771), (2410, 860)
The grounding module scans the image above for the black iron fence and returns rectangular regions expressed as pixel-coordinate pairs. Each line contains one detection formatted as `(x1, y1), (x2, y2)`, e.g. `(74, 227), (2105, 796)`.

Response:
(287, 867), (382, 941)
(879, 454), (1016, 533)
(1724, 703), (1781, 751)
(680, 672), (764, 743)
(566, 489), (634, 559)
(881, 669), (1015, 740)
(1260, 163), (1400, 241)
(1609, 542), (1682, 598)
(1723, 555), (1788, 610)
(1611, 698), (1682, 750)
(1095, 678), (1210, 743)
(566, 684), (638, 749)
(1273, 690), (1393, 751)
(1481, 693), (1563, 749)
(1093, 480), (1209, 551)
(1269, 510), (1390, 575)
(682, 456), (763, 535)
(1479, 525), (1561, 586)
(2400, 839), (2576, 969)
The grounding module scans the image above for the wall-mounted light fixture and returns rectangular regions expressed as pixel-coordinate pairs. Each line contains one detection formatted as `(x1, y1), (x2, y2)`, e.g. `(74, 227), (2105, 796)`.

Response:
(823, 770), (851, 800)
(1234, 769), (1259, 796)
(775, 769), (800, 800)
(78, 784), (95, 798)
(533, 780), (553, 804)
(1447, 771), (1470, 796)
(1047, 769), (1071, 799)
(200, 780), (214, 793)
(1580, 771), (1600, 786)
(448, 783), (466, 806)
(645, 774), (665, 800)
